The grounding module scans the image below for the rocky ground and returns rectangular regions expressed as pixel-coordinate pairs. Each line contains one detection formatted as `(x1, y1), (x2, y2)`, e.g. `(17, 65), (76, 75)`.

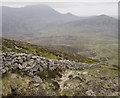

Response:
(0, 38), (119, 97)
(1, 52), (119, 96)
(1, 52), (102, 75)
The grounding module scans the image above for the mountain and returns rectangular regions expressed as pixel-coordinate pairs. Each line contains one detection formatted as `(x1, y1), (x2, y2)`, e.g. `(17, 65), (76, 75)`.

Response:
(56, 15), (118, 36)
(2, 5), (118, 46)
(1, 6), (118, 96)
(67, 15), (117, 25)
(2, 5), (80, 33)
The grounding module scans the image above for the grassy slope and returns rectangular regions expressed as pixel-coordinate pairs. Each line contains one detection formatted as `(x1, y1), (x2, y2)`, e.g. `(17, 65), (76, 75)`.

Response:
(2, 38), (99, 64)
(1, 38), (118, 96)
(76, 43), (118, 66)
(24, 31), (118, 66)
(2, 64), (118, 96)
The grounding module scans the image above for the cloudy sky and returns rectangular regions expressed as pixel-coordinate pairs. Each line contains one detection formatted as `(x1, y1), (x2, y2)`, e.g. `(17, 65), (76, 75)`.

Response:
(1, 0), (119, 16)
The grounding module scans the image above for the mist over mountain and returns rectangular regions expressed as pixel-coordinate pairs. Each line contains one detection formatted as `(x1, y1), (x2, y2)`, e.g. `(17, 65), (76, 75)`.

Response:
(2, 5), (118, 45)
(2, 5), (80, 33)
(58, 15), (118, 36)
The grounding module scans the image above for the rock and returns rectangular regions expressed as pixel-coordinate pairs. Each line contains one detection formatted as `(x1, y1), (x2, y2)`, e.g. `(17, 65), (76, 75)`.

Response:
(41, 64), (48, 70)
(31, 63), (36, 68)
(13, 63), (18, 69)
(18, 64), (22, 69)
(73, 75), (83, 82)
(89, 62), (102, 68)
(17, 56), (21, 60)
(95, 70), (100, 73)
(36, 58), (41, 64)
(11, 74), (17, 79)
(39, 66), (44, 72)
(21, 56), (27, 62)
(6, 57), (12, 61)
(79, 83), (84, 88)
(4, 67), (9, 71)
(32, 66), (39, 72)
(31, 56), (37, 59)
(94, 75), (98, 78)
(19, 59), (23, 64)
(1, 69), (6, 74)
(49, 64), (56, 70)
(28, 71), (34, 77)
(4, 62), (11, 67)
(2, 52), (101, 77)
(82, 72), (88, 75)
(28, 59), (34, 66)
(12, 59), (18, 64)
(22, 62), (28, 68)
(0, 67), (2, 70)
(14, 45), (19, 50)
(34, 83), (40, 87)
(86, 90), (96, 96)
(33, 76), (42, 83)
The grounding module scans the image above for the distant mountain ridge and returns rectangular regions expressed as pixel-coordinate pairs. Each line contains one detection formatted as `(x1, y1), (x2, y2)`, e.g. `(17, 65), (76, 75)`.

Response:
(2, 5), (118, 44)
(2, 5), (80, 33)
(66, 15), (117, 25)
(61, 14), (117, 34)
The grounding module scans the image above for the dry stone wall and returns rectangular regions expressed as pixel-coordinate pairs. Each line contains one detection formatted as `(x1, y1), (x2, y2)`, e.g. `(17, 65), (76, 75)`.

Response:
(1, 52), (102, 77)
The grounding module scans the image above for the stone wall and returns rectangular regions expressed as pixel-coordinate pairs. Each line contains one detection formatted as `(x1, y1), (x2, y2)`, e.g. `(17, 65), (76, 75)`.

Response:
(1, 52), (102, 77)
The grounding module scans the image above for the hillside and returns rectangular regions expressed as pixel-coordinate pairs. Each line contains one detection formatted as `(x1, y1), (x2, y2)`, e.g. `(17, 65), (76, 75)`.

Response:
(1, 38), (118, 96)
(2, 5), (80, 34)
(1, 4), (118, 97)
(2, 38), (100, 63)
(64, 15), (117, 34)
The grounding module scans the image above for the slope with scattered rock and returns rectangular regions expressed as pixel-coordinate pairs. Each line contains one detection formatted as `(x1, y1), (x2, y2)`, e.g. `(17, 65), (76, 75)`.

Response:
(1, 38), (118, 96)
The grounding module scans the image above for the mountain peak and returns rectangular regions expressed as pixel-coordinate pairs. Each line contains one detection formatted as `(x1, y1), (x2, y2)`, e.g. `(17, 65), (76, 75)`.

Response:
(97, 14), (112, 18)
(25, 4), (50, 8)
(99, 14), (108, 17)
(67, 12), (72, 15)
